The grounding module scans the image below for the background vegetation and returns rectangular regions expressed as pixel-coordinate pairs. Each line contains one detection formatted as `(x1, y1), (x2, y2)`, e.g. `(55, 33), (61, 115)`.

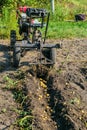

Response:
(0, 0), (87, 39)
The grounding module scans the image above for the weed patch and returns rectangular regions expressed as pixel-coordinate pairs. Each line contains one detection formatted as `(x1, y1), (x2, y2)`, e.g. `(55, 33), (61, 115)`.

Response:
(3, 73), (33, 129)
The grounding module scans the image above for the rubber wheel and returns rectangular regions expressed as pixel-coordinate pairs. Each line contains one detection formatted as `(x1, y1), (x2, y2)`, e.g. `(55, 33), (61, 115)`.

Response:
(42, 48), (56, 62)
(50, 48), (56, 64)
(10, 30), (16, 47)
(13, 46), (21, 67)
(42, 48), (50, 59)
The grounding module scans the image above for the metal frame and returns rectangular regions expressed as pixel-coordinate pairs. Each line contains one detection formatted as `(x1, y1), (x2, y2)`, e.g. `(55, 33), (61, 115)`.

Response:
(11, 7), (60, 66)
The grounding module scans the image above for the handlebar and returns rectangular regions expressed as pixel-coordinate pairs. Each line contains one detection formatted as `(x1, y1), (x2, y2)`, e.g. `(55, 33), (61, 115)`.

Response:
(26, 8), (48, 17)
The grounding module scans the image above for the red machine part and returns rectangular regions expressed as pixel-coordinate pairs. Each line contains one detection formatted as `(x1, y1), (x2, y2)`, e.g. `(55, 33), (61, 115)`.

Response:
(19, 6), (29, 13)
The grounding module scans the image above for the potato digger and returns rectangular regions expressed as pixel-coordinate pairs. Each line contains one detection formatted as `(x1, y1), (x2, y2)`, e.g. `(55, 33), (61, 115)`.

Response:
(10, 7), (60, 67)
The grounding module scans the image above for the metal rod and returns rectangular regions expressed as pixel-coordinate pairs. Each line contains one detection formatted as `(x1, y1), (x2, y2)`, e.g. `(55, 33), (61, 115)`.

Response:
(43, 12), (50, 44)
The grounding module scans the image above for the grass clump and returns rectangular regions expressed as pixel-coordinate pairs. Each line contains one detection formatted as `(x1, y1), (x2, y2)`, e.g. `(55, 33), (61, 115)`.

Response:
(4, 75), (18, 89)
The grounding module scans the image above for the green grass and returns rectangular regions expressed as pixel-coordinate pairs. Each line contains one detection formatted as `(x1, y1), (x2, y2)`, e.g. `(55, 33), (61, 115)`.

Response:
(1, 1), (87, 39)
(0, 8), (18, 39)
(70, 0), (87, 5)
(46, 0), (87, 39)
(1, 16), (87, 39)
(47, 21), (87, 39)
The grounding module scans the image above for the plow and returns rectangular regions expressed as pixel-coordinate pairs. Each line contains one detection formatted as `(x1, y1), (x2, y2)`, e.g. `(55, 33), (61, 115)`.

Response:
(10, 7), (60, 67)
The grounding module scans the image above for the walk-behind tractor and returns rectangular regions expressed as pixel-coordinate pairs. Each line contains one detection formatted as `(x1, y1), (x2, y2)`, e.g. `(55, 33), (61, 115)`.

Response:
(10, 7), (60, 67)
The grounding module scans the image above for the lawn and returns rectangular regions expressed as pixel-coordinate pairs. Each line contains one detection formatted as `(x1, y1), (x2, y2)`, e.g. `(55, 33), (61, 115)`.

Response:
(47, 21), (87, 39)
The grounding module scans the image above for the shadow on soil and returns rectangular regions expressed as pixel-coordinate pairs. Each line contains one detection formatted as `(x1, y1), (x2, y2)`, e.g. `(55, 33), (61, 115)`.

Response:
(0, 44), (15, 72)
(47, 75), (76, 130)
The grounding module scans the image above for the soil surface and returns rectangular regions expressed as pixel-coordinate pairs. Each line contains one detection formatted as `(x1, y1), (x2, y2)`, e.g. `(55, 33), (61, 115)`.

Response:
(0, 39), (87, 130)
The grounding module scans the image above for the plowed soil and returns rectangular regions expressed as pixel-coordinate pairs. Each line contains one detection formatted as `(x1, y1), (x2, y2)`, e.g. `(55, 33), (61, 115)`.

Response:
(0, 39), (87, 130)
